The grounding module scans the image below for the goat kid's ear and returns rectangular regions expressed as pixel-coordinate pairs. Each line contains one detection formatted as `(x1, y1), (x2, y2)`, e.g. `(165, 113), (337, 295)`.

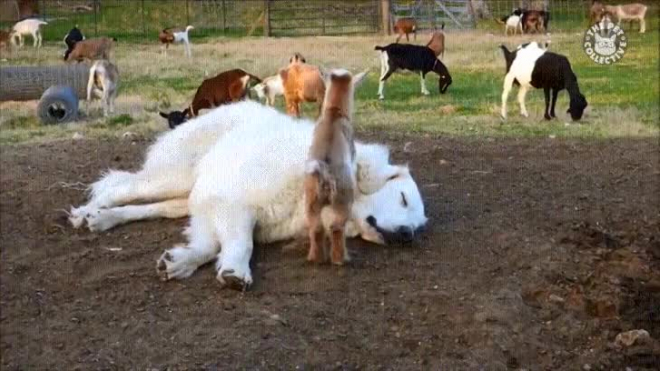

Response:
(352, 70), (369, 89)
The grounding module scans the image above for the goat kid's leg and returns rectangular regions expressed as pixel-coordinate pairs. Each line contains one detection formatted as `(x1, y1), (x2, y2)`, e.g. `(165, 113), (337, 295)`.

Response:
(500, 73), (515, 119)
(420, 72), (430, 95)
(550, 89), (559, 118)
(543, 88), (552, 120)
(378, 68), (395, 101)
(639, 18), (646, 33)
(87, 198), (188, 232)
(215, 204), (256, 290)
(157, 214), (219, 280)
(304, 174), (326, 263)
(329, 203), (351, 265)
(517, 85), (530, 118)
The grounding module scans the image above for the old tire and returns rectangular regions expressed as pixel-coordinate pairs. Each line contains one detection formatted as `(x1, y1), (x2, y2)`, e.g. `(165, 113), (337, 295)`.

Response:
(37, 85), (79, 125)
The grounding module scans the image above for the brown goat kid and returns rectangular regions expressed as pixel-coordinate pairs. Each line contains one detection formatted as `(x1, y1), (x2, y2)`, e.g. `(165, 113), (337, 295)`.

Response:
(159, 68), (261, 128)
(279, 54), (325, 118)
(425, 22), (446, 58)
(304, 68), (368, 265)
(393, 17), (417, 43)
(603, 3), (648, 33)
(65, 37), (116, 63)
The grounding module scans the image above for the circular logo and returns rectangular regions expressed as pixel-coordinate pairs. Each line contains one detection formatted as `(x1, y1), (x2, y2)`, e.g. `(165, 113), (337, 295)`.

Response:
(583, 17), (628, 65)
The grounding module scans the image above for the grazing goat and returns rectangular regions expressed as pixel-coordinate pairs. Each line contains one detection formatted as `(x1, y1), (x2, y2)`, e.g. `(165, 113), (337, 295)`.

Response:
(393, 17), (417, 43)
(87, 60), (120, 117)
(374, 43), (452, 100)
(500, 42), (587, 121)
(160, 68), (262, 128)
(0, 29), (11, 51)
(497, 14), (523, 36)
(10, 18), (47, 48)
(159, 25), (194, 57)
(603, 3), (647, 33)
(63, 26), (85, 61)
(65, 37), (117, 63)
(279, 56), (325, 118)
(304, 68), (368, 265)
(252, 73), (284, 106)
(521, 9), (550, 34)
(425, 22), (446, 58)
(590, 0), (606, 25)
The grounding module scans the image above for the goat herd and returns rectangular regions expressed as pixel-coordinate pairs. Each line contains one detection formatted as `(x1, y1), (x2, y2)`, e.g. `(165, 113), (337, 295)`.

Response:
(0, 0), (650, 128)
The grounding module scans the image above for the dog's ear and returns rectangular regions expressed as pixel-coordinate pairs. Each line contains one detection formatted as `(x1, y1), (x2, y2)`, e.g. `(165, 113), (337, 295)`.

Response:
(159, 112), (169, 119)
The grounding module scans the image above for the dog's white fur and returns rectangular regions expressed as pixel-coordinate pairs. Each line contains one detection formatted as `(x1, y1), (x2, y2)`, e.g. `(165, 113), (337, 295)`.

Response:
(10, 19), (48, 48)
(87, 60), (120, 117)
(69, 100), (428, 289)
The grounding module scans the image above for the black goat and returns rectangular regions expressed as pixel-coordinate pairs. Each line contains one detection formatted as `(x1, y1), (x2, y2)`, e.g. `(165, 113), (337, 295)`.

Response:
(63, 26), (84, 60)
(374, 43), (452, 100)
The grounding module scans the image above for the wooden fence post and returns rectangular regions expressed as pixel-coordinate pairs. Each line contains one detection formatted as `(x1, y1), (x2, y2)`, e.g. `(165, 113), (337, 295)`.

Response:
(264, 0), (271, 37)
(381, 0), (391, 35)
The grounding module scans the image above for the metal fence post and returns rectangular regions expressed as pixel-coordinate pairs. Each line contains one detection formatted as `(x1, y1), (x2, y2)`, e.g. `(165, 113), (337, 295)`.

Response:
(264, 0), (271, 37)
(186, 0), (190, 26)
(221, 0), (226, 33)
(141, 0), (146, 37)
(94, 0), (98, 36)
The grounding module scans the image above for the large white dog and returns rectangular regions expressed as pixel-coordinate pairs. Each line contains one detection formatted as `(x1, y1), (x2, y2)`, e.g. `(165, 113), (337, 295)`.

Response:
(69, 100), (428, 290)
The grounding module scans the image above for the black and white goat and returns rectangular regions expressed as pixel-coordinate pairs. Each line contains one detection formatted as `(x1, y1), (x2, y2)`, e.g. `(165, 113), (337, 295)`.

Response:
(500, 42), (587, 121)
(63, 26), (85, 60)
(374, 43), (452, 100)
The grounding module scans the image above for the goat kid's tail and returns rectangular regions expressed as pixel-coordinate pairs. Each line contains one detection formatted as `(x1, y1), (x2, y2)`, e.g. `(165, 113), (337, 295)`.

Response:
(374, 45), (385, 51)
(305, 160), (337, 199)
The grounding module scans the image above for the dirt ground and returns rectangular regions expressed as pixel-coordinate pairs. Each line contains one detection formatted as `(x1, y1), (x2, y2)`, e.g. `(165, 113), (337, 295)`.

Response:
(1, 132), (658, 370)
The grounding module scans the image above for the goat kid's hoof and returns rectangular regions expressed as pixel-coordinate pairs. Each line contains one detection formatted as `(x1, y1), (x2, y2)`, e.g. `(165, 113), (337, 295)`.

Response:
(217, 268), (252, 291)
(378, 95), (385, 101)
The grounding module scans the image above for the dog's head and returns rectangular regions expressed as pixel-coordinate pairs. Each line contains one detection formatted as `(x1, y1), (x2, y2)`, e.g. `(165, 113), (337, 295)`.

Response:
(159, 110), (188, 129)
(345, 144), (428, 245)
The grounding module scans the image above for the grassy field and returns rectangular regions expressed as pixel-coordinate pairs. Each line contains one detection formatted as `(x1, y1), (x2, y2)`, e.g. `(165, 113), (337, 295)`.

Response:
(0, 18), (658, 144)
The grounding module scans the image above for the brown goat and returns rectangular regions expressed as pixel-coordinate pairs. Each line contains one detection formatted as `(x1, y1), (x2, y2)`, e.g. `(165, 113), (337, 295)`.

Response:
(159, 68), (262, 128)
(279, 54), (325, 118)
(0, 29), (11, 51)
(425, 22), (446, 58)
(393, 17), (417, 43)
(603, 3), (648, 33)
(65, 37), (116, 63)
(303, 68), (368, 265)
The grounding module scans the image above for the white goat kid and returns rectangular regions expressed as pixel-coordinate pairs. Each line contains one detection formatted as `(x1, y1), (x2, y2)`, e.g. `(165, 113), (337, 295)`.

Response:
(174, 25), (194, 58)
(87, 60), (120, 117)
(505, 15), (523, 36)
(11, 19), (48, 48)
(252, 74), (284, 106)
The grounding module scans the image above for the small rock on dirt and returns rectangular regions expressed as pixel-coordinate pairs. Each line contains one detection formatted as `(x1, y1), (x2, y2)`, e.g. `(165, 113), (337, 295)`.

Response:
(614, 329), (651, 348)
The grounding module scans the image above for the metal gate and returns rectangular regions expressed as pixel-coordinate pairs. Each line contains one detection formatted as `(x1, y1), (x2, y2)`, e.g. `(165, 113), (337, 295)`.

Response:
(391, 0), (476, 30)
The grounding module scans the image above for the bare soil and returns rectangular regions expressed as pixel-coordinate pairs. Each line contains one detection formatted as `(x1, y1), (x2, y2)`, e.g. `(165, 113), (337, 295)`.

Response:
(1, 133), (659, 370)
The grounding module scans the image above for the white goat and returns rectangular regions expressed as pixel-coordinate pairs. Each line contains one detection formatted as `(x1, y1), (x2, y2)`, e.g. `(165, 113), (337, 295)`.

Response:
(87, 60), (120, 117)
(505, 15), (523, 35)
(10, 19), (48, 48)
(252, 73), (284, 106)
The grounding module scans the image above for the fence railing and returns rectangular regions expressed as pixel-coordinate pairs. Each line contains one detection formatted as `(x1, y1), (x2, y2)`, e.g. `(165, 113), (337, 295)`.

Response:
(0, 0), (634, 42)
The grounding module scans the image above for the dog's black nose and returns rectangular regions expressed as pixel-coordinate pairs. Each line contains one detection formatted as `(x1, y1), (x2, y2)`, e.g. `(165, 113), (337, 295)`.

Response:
(397, 226), (414, 243)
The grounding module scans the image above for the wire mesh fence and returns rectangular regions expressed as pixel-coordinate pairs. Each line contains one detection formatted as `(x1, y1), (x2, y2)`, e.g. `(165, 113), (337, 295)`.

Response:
(0, 0), (645, 42)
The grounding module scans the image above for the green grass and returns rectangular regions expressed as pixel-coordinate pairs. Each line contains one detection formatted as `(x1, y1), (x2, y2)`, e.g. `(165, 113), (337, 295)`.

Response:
(0, 1), (658, 144)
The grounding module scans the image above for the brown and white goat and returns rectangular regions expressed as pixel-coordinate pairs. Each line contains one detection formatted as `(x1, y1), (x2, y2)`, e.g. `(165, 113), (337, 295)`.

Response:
(158, 25), (194, 57)
(159, 68), (261, 128)
(279, 54), (325, 118)
(304, 68), (368, 265)
(65, 37), (117, 63)
(603, 3), (647, 33)
(87, 59), (120, 117)
(426, 22), (446, 58)
(393, 17), (417, 43)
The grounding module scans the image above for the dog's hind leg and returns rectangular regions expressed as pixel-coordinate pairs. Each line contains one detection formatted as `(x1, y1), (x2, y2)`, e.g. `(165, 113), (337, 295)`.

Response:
(85, 198), (189, 232)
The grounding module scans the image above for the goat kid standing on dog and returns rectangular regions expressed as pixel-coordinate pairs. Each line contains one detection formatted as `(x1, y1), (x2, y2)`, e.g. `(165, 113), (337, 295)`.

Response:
(304, 68), (368, 265)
